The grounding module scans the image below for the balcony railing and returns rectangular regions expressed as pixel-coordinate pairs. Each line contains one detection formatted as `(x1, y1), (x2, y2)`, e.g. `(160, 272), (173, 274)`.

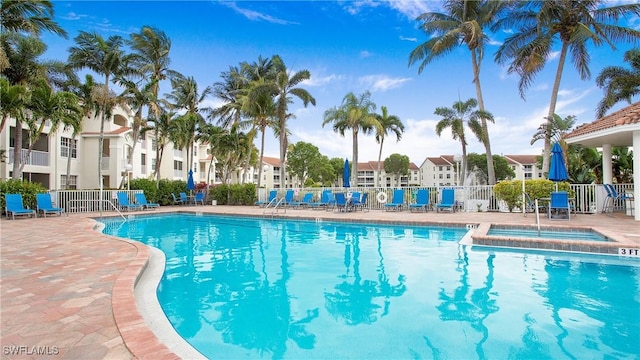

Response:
(101, 157), (110, 171)
(8, 148), (49, 166)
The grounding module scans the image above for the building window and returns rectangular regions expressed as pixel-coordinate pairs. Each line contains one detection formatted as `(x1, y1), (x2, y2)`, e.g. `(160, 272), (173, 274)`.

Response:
(60, 175), (77, 189)
(439, 174), (443, 179)
(152, 140), (157, 151)
(60, 137), (77, 158)
(439, 166), (443, 171)
(174, 160), (183, 170)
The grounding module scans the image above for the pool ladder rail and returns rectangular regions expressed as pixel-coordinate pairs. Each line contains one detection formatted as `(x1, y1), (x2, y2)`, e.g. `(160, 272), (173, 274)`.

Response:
(263, 197), (287, 215)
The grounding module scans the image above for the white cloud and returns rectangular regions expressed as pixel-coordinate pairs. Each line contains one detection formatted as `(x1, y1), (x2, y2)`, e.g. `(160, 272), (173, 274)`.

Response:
(302, 74), (344, 87)
(360, 50), (373, 58)
(547, 51), (560, 61)
(221, 2), (297, 25)
(359, 74), (411, 92)
(384, 0), (434, 20)
(61, 12), (86, 21)
(399, 35), (417, 42)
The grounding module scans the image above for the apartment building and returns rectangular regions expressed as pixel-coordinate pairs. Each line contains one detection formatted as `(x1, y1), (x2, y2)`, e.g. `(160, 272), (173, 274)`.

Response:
(356, 161), (420, 188)
(503, 155), (545, 180)
(420, 156), (459, 187)
(0, 105), (216, 190)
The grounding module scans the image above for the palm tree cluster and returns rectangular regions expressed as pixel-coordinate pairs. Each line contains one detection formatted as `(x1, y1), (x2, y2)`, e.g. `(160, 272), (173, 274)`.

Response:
(3, 0), (638, 190)
(411, 0), (640, 181)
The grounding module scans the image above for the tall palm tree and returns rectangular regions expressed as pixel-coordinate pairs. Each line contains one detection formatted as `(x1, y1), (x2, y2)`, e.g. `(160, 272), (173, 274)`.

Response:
(322, 91), (380, 186)
(271, 55), (316, 188)
(165, 74), (212, 173)
(409, 0), (511, 185)
(239, 56), (277, 189)
(495, 0), (640, 175)
(117, 78), (154, 172)
(595, 48), (640, 118)
(127, 26), (174, 184)
(434, 98), (492, 183)
(67, 31), (131, 188)
(141, 108), (175, 179)
(0, 0), (67, 71)
(2, 33), (49, 179)
(374, 106), (404, 187)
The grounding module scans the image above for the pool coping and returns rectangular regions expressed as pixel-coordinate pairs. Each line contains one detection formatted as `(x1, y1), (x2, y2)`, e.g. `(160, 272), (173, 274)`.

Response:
(94, 209), (639, 359)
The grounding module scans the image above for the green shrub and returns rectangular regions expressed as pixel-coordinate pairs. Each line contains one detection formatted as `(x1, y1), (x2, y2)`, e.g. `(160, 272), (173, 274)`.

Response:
(494, 179), (572, 212)
(210, 183), (256, 205)
(130, 178), (187, 206)
(0, 179), (48, 211)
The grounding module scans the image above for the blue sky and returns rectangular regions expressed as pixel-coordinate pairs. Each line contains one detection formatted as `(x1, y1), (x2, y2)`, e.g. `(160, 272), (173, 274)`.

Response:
(42, 1), (640, 165)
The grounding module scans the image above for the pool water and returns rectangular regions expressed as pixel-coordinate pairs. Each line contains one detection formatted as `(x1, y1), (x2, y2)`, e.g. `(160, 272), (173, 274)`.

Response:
(487, 226), (609, 242)
(101, 214), (640, 359)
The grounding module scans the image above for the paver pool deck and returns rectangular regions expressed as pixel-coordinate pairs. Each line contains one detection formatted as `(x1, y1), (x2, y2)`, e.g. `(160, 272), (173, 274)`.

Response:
(1, 206), (638, 359)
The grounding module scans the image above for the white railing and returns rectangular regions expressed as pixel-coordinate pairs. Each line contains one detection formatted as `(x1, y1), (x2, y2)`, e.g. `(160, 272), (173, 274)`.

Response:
(260, 184), (633, 214)
(51, 190), (141, 214)
(8, 148), (49, 166)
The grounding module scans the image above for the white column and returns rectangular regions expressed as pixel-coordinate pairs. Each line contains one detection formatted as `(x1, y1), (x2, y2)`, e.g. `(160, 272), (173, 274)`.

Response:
(633, 131), (640, 221)
(602, 144), (613, 184)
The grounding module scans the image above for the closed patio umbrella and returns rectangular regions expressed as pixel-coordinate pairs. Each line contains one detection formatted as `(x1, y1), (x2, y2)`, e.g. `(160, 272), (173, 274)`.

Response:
(343, 159), (350, 188)
(187, 169), (195, 193)
(549, 142), (568, 190)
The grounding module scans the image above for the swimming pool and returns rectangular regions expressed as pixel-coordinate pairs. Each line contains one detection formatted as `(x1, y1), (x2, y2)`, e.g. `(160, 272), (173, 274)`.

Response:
(100, 213), (640, 359)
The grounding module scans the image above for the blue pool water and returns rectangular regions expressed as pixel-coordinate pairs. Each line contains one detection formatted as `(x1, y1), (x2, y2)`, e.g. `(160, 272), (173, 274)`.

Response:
(100, 214), (640, 359)
(487, 226), (609, 241)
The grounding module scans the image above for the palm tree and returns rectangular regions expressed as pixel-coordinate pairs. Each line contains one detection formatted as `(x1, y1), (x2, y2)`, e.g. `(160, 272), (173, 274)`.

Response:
(0, 77), (28, 133)
(165, 74), (212, 173)
(67, 31), (131, 188)
(271, 55), (316, 188)
(2, 34), (49, 179)
(322, 91), (380, 186)
(495, 0), (640, 175)
(141, 109), (175, 179)
(374, 106), (404, 187)
(239, 56), (277, 189)
(24, 79), (80, 175)
(434, 98), (492, 183)
(0, 0), (67, 71)
(211, 65), (253, 183)
(127, 26), (174, 184)
(409, 0), (511, 185)
(595, 48), (640, 118)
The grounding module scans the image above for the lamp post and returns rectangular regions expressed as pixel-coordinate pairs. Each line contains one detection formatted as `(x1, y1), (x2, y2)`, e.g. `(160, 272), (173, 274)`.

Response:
(125, 163), (133, 191)
(453, 154), (462, 186)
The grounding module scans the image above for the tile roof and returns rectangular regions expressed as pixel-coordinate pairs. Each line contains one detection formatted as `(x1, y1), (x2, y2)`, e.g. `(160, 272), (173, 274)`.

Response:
(504, 155), (539, 165)
(566, 101), (640, 138)
(82, 127), (131, 136)
(261, 156), (281, 166)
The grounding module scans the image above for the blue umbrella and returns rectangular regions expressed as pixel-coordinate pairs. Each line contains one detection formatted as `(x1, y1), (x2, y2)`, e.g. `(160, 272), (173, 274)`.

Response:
(187, 169), (195, 191)
(343, 159), (350, 188)
(549, 142), (568, 190)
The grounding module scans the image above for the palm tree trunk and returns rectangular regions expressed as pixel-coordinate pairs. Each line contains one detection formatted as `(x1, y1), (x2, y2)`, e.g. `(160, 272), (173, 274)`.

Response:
(471, 49), (495, 185)
(352, 129), (358, 187)
(279, 131), (287, 188)
(376, 138), (384, 188)
(543, 42), (569, 176)
(257, 121), (266, 189)
(11, 120), (23, 179)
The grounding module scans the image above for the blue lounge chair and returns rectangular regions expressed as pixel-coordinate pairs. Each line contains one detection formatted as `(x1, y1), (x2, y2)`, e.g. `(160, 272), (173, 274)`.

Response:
(436, 188), (456, 213)
(193, 192), (206, 205)
(523, 193), (545, 215)
(384, 189), (405, 211)
(256, 190), (278, 207)
(409, 189), (430, 212)
(117, 192), (144, 212)
(5, 193), (36, 220)
(291, 193), (313, 208)
(171, 193), (184, 205)
(179, 192), (189, 205)
(36, 193), (65, 217)
(603, 184), (632, 214)
(135, 193), (160, 210)
(549, 191), (570, 220)
(282, 190), (295, 207)
(351, 192), (369, 212)
(308, 190), (333, 210)
(334, 192), (353, 212)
